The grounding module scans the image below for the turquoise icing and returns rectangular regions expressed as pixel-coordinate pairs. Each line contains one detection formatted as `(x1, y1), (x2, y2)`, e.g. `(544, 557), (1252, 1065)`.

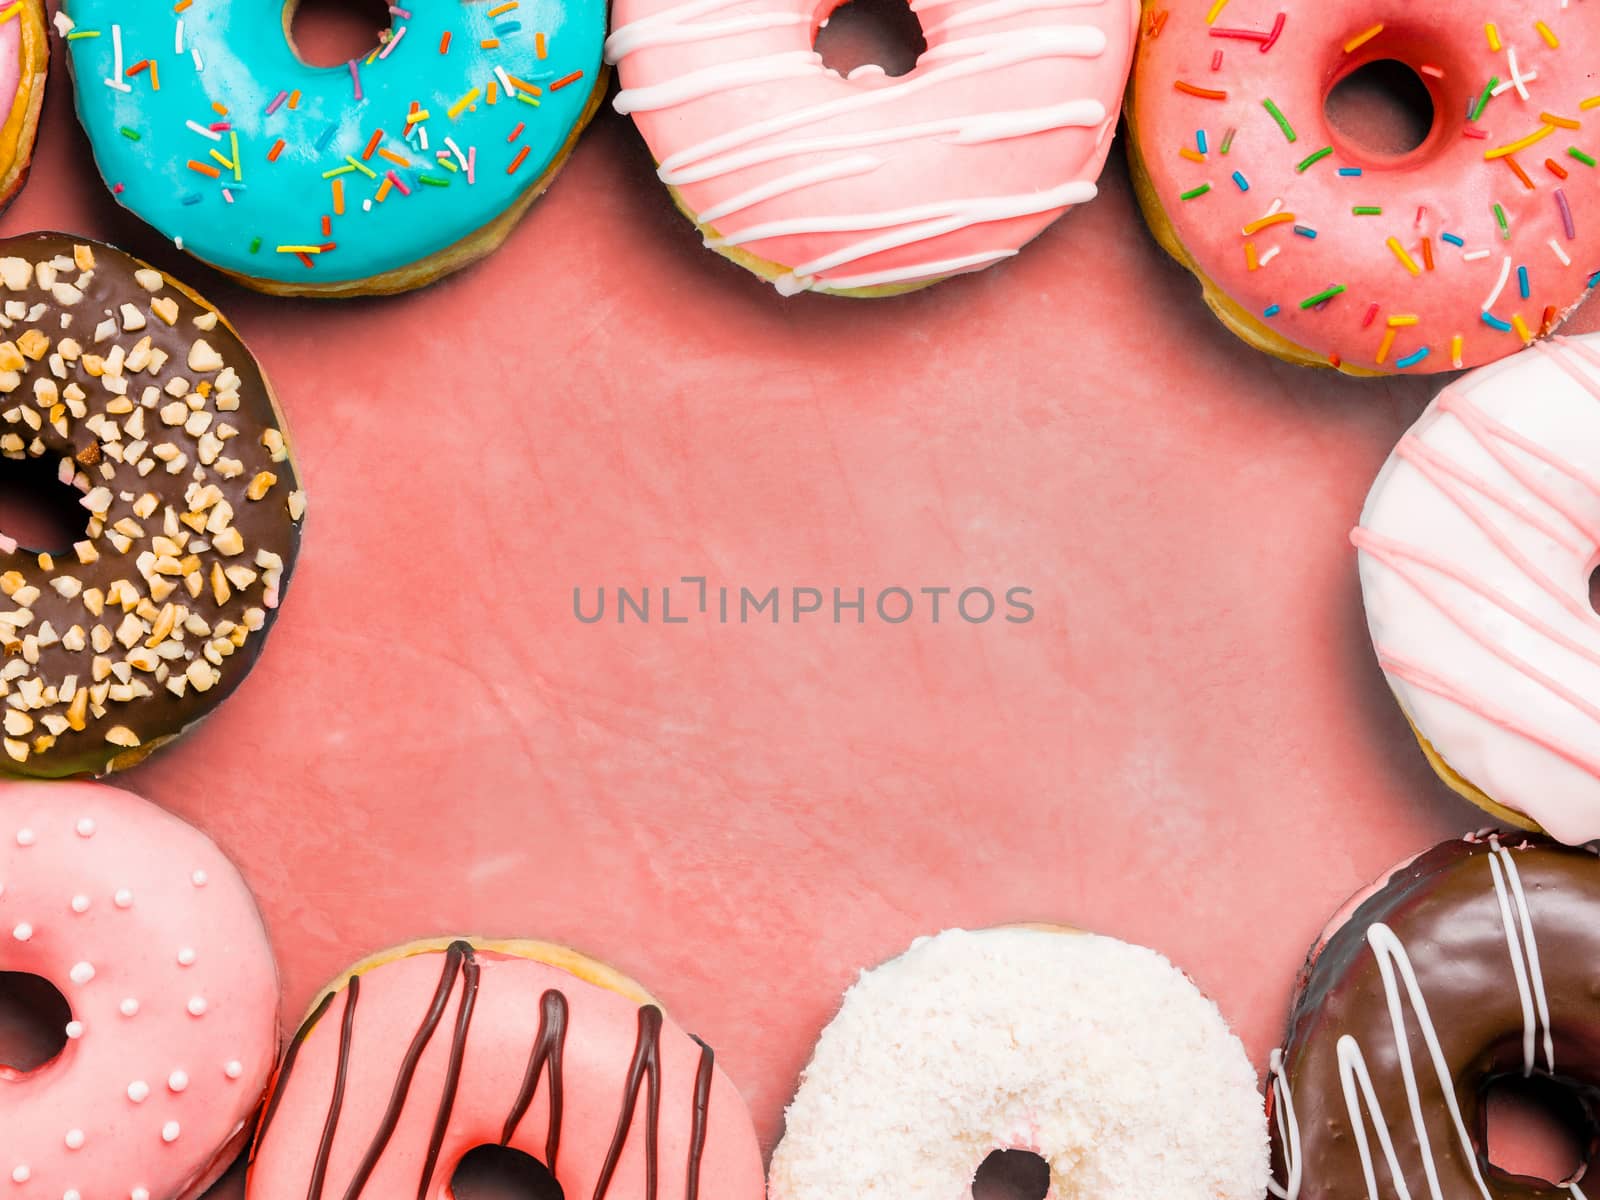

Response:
(61, 0), (605, 285)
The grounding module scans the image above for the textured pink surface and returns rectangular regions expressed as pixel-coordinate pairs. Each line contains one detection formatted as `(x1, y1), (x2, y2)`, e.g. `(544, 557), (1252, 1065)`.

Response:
(8, 5), (1600, 1195)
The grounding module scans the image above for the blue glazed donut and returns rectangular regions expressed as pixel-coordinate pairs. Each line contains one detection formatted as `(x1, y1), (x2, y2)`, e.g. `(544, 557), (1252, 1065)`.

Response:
(58, 0), (607, 296)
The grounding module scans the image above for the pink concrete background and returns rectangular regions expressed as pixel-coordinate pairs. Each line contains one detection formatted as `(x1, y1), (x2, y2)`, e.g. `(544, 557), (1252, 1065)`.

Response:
(8, 3), (1595, 1193)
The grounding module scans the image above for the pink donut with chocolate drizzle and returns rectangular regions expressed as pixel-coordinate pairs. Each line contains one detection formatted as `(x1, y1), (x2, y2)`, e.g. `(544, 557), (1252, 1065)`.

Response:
(1355, 332), (1600, 842)
(244, 938), (765, 1200)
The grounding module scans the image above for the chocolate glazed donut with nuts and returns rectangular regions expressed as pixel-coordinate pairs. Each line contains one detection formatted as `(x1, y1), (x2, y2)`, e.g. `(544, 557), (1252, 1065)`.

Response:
(1266, 833), (1600, 1200)
(0, 232), (303, 778)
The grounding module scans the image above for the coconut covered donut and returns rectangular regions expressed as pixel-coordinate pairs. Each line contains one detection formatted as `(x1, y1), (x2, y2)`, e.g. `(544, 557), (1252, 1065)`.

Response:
(1127, 0), (1600, 373)
(605, 0), (1137, 296)
(1266, 833), (1600, 1200)
(0, 233), (303, 778)
(1354, 332), (1600, 843)
(768, 926), (1268, 1200)
(0, 779), (281, 1200)
(246, 937), (765, 1200)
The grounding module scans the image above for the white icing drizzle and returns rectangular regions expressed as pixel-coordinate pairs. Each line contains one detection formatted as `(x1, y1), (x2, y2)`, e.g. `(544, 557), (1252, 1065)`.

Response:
(650, 27), (1108, 173)
(1270, 843), (1560, 1200)
(697, 154), (884, 223)
(771, 178), (1095, 291)
(800, 247), (1017, 292)
(603, 11), (806, 60)
(613, 50), (822, 114)
(661, 100), (1106, 186)
(1267, 1047), (1302, 1200)
(1342, 922), (1494, 1200)
(1487, 834), (1554, 1075)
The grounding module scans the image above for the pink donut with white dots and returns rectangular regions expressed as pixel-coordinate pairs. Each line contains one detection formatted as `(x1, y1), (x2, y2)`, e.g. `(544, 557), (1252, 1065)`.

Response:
(0, 781), (279, 1200)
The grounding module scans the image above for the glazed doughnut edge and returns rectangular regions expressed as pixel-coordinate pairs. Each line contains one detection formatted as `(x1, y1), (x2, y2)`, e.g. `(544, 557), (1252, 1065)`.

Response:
(1121, 17), (1384, 378)
(0, 0), (47, 217)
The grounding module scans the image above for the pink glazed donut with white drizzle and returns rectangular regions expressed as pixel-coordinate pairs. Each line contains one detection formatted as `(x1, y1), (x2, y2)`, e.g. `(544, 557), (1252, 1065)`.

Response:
(1355, 332), (1600, 844)
(0, 780), (280, 1200)
(604, 0), (1137, 295)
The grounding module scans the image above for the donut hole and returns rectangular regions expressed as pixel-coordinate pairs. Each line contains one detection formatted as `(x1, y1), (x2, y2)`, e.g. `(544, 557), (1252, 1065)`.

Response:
(971, 1149), (1050, 1200)
(0, 972), (72, 1073)
(449, 1146), (565, 1200)
(813, 0), (926, 80)
(1483, 1073), (1593, 1185)
(1589, 562), (1600, 616)
(284, 0), (394, 69)
(1324, 59), (1436, 162)
(0, 452), (91, 556)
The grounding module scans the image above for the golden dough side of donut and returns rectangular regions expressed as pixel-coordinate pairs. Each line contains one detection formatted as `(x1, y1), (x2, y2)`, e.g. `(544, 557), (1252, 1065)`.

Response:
(289, 935), (665, 1040)
(1400, 709), (1543, 834)
(218, 68), (612, 298)
(0, 0), (48, 213)
(669, 183), (941, 300)
(1122, 13), (1383, 379)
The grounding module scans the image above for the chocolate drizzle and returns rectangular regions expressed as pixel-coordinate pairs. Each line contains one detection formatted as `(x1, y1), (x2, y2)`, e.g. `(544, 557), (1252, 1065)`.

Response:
(308, 976), (361, 1200)
(340, 940), (473, 1200)
(594, 1005), (664, 1200)
(257, 945), (726, 1200)
(416, 946), (482, 1200)
(253, 988), (337, 1162)
(685, 1037), (714, 1200)
(501, 988), (570, 1166)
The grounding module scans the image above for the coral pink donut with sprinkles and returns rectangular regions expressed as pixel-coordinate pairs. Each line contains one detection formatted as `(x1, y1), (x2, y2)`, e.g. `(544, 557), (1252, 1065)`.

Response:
(1127, 0), (1600, 374)
(0, 781), (280, 1200)
(605, 0), (1137, 296)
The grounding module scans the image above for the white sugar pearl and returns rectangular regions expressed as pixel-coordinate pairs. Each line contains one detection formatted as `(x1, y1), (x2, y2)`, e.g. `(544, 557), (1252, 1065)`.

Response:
(160, 1121), (179, 1144)
(223, 1060), (242, 1080)
(64, 1021), (83, 1040)
(63, 1130), (83, 1151)
(11, 1166), (28, 1184)
(167, 1070), (188, 1093)
(113, 889), (133, 909)
(190, 870), (208, 887)
(64, 1190), (81, 1200)
(12, 922), (31, 942)
(119, 998), (139, 1017)
(186, 996), (207, 1017)
(126, 1080), (149, 1103)
(133, 1190), (150, 1200)
(74, 818), (94, 838)
(70, 895), (89, 914)
(176, 947), (196, 967)
(68, 962), (94, 986)
(15, 828), (33, 847)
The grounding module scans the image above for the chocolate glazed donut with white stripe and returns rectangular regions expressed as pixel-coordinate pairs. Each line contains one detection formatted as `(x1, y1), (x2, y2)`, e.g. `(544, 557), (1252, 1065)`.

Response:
(1266, 834), (1600, 1200)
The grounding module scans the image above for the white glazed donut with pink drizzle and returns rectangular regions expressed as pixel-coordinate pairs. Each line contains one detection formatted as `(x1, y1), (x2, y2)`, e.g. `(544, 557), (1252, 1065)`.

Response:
(604, 0), (1136, 295)
(1354, 332), (1600, 844)
(0, 780), (280, 1200)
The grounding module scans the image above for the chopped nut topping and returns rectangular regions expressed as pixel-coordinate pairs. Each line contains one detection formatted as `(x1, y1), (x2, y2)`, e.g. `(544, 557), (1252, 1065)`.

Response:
(0, 242), (300, 772)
